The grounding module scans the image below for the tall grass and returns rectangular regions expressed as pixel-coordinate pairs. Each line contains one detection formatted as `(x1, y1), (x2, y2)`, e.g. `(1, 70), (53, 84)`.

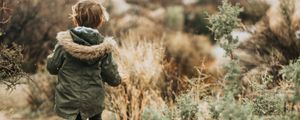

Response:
(105, 30), (166, 120)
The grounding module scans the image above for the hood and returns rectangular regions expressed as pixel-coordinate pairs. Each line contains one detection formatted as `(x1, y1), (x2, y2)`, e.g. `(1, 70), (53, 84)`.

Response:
(70, 26), (103, 45)
(56, 27), (117, 61)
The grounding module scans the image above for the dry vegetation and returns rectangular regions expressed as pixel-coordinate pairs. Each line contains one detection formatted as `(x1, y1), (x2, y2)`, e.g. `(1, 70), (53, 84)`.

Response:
(0, 44), (24, 89)
(1, 0), (300, 119)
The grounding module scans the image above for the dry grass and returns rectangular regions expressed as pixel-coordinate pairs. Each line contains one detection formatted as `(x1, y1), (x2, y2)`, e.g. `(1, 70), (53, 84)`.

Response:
(104, 29), (166, 119)
(102, 16), (224, 118)
(236, 0), (300, 80)
(25, 67), (57, 118)
(0, 44), (25, 90)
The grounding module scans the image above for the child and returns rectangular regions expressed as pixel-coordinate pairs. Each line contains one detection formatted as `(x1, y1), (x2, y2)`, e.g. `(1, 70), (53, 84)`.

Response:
(46, 0), (121, 120)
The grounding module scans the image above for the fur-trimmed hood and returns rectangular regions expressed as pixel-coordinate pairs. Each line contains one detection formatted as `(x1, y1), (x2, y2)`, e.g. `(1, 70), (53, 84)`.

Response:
(56, 27), (117, 60)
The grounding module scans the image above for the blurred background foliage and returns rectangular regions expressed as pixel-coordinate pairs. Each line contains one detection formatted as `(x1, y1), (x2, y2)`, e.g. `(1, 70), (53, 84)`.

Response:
(0, 0), (270, 74)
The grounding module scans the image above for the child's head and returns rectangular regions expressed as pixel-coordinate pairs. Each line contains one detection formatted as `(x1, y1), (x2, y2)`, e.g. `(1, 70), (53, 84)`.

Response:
(71, 0), (105, 28)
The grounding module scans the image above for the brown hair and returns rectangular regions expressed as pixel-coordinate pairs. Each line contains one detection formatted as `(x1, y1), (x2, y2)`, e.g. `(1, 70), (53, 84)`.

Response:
(71, 0), (104, 28)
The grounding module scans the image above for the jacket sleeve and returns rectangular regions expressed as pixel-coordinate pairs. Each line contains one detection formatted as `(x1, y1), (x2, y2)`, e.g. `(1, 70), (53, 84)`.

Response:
(100, 53), (121, 87)
(47, 44), (65, 75)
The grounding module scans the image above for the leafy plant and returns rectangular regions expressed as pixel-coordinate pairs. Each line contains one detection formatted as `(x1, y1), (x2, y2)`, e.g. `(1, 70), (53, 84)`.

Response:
(253, 94), (285, 116)
(224, 60), (242, 95)
(176, 92), (198, 119)
(281, 58), (300, 104)
(142, 105), (171, 120)
(206, 1), (257, 119)
(208, 0), (243, 56)
(208, 0), (243, 96)
(210, 95), (255, 120)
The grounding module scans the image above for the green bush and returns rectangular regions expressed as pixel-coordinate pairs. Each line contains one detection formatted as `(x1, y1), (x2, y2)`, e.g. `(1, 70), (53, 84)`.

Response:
(176, 92), (198, 119)
(208, 0), (243, 56)
(281, 58), (300, 103)
(210, 95), (255, 120)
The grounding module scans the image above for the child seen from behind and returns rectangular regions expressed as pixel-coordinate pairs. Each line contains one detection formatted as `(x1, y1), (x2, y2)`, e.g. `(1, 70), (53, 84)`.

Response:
(47, 0), (121, 120)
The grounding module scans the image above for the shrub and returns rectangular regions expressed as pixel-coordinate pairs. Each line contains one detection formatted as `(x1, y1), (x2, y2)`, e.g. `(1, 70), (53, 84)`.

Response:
(0, 1), (25, 90)
(104, 31), (166, 119)
(206, 1), (257, 120)
(208, 0), (243, 96)
(253, 94), (285, 116)
(176, 92), (198, 119)
(142, 104), (170, 120)
(281, 58), (300, 104)
(209, 95), (255, 120)
(0, 43), (25, 89)
(208, 0), (243, 56)
(1, 0), (75, 73)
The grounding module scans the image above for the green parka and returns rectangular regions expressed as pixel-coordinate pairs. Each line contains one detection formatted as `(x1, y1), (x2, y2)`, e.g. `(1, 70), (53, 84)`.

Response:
(47, 27), (121, 120)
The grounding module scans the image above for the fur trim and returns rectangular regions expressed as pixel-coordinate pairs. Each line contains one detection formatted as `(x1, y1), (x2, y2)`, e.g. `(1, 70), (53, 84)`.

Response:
(56, 31), (117, 60)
